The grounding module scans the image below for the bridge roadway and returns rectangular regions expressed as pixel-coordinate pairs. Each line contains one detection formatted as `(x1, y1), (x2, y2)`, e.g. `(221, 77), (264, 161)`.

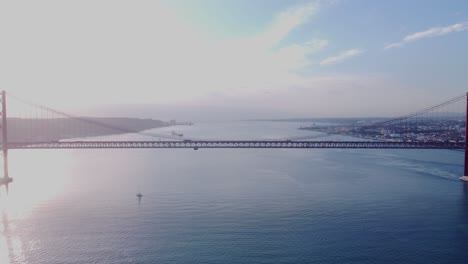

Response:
(3, 140), (464, 150)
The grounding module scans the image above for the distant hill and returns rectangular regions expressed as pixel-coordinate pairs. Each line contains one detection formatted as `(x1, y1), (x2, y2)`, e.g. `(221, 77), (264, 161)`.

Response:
(248, 113), (465, 124)
(247, 117), (387, 124)
(3, 117), (169, 142)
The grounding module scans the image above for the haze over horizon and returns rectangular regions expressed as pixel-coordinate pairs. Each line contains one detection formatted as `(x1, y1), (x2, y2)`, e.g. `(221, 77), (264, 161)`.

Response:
(1, 0), (468, 120)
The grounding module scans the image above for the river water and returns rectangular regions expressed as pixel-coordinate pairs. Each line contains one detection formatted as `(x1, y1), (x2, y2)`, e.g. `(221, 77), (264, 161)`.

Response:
(0, 121), (467, 263)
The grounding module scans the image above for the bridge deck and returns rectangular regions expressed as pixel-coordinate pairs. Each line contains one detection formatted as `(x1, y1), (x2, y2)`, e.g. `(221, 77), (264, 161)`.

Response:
(3, 141), (464, 149)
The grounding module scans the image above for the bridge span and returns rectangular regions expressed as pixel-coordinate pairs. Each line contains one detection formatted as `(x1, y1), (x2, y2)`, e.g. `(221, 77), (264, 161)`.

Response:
(4, 140), (464, 150)
(1, 90), (468, 191)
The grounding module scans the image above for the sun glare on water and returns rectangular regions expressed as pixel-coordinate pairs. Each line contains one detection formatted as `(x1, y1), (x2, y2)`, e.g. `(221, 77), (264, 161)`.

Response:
(0, 150), (73, 263)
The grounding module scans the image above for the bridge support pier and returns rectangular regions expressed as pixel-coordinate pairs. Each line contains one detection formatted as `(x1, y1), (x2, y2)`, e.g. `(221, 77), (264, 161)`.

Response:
(0, 91), (13, 192)
(461, 92), (468, 182)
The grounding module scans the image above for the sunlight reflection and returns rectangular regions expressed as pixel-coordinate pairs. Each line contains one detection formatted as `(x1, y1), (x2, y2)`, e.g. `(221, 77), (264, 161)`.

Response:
(0, 150), (72, 216)
(11, 236), (25, 263)
(0, 210), (15, 264)
(0, 244), (8, 264)
(0, 150), (72, 264)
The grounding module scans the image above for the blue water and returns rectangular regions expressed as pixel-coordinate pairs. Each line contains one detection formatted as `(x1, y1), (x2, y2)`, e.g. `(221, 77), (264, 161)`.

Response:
(1, 121), (468, 263)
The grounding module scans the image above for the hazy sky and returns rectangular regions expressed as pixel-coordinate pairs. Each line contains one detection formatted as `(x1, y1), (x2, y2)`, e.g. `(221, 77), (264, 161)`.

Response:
(1, 0), (468, 120)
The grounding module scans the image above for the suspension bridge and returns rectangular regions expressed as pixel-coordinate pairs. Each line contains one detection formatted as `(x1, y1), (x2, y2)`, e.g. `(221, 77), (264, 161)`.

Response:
(1, 91), (468, 192)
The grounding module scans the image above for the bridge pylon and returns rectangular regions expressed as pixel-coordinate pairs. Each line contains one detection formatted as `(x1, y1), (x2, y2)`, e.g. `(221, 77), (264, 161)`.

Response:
(0, 91), (13, 193)
(462, 92), (468, 182)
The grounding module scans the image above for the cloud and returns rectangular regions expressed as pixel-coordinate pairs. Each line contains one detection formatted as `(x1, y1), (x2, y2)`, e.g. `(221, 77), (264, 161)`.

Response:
(320, 49), (364, 65)
(257, 2), (320, 47)
(274, 39), (328, 70)
(7, 0), (385, 118)
(3, 1), (324, 104)
(385, 21), (468, 49)
(176, 1), (327, 101)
